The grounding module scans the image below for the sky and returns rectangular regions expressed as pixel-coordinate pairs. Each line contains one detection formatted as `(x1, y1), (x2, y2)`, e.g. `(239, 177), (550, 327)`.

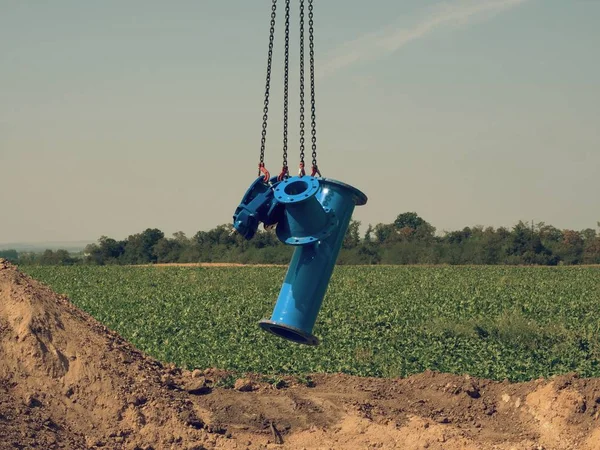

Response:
(1, 0), (599, 244)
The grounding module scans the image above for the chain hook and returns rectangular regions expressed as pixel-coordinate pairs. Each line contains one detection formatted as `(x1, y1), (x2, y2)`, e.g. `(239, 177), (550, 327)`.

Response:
(278, 166), (290, 181)
(258, 163), (271, 183)
(298, 162), (306, 177)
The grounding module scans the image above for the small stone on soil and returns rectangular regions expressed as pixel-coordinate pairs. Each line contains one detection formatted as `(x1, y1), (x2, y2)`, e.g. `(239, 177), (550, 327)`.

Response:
(234, 378), (256, 392)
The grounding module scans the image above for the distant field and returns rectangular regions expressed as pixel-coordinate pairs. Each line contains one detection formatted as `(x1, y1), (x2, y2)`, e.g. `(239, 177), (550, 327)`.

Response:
(23, 265), (600, 381)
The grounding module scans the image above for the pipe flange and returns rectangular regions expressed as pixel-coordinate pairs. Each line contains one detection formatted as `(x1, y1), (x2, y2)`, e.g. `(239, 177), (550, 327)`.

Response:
(273, 177), (320, 204)
(258, 320), (320, 346)
(280, 209), (339, 245)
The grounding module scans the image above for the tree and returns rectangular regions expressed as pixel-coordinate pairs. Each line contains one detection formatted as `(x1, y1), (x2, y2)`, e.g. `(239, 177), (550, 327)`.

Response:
(0, 249), (18, 263)
(478, 227), (504, 265)
(443, 227), (473, 244)
(38, 215), (598, 267)
(558, 230), (584, 265)
(374, 223), (398, 244)
(153, 238), (182, 263)
(195, 225), (238, 247)
(342, 220), (361, 249)
(506, 221), (556, 265)
(122, 228), (165, 264)
(364, 224), (373, 243)
(250, 228), (280, 249)
(172, 231), (189, 244)
(54, 249), (77, 265)
(394, 212), (426, 230)
(39, 249), (56, 265)
(394, 212), (435, 241)
(357, 243), (381, 264)
(583, 238), (600, 264)
(38, 249), (76, 265)
(98, 236), (125, 260)
(581, 228), (597, 242)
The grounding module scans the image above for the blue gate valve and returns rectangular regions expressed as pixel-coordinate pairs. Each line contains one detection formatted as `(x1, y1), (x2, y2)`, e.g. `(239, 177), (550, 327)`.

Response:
(233, 175), (367, 346)
(233, 176), (283, 240)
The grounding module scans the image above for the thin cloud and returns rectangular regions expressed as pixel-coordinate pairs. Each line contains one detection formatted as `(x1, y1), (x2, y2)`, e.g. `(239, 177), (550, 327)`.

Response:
(317, 0), (531, 80)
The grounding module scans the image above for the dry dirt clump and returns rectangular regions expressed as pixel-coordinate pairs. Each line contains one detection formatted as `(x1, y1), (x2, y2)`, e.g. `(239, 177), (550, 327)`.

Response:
(1, 259), (600, 450)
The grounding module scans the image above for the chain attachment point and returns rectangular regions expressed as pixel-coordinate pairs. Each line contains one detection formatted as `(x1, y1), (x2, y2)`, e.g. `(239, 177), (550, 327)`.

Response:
(278, 166), (290, 181)
(298, 162), (306, 177)
(311, 165), (321, 178)
(258, 163), (271, 183)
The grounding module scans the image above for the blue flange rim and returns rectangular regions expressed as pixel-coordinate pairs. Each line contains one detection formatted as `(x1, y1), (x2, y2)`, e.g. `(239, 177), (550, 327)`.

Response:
(319, 177), (368, 206)
(258, 320), (320, 346)
(273, 177), (320, 204)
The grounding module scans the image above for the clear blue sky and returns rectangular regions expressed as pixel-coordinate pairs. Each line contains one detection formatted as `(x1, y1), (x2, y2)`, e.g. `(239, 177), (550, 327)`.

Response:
(1, 0), (599, 244)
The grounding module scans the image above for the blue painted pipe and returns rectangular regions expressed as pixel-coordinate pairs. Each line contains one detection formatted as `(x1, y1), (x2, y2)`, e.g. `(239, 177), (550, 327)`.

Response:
(258, 176), (367, 345)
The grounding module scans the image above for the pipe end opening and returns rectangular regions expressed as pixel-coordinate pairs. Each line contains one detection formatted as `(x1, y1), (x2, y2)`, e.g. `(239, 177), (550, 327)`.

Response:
(258, 320), (320, 346)
(275, 176), (320, 203)
(284, 180), (309, 195)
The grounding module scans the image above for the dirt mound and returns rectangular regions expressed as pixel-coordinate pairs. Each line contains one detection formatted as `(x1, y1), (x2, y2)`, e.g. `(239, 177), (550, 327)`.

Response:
(1, 259), (599, 450)
(0, 259), (212, 449)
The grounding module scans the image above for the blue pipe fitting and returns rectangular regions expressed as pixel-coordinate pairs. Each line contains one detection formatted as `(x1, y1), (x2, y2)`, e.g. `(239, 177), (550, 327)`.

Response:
(273, 178), (339, 245)
(233, 176), (283, 239)
(233, 175), (367, 346)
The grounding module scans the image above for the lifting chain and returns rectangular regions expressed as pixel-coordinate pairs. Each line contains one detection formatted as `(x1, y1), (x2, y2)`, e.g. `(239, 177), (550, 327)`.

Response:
(279, 0), (291, 181)
(258, 0), (277, 181)
(298, 0), (306, 176)
(258, 0), (320, 181)
(308, 0), (320, 177)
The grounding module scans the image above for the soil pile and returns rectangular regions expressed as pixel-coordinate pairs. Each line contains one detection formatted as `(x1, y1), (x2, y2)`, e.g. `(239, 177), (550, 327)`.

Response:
(1, 259), (599, 450)
(0, 259), (210, 449)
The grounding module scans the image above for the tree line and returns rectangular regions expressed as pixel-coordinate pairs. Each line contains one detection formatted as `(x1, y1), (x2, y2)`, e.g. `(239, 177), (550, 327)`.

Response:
(3, 212), (600, 266)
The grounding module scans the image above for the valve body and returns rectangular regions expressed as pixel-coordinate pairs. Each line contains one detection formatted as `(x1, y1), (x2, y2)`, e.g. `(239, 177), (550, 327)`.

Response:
(233, 176), (367, 345)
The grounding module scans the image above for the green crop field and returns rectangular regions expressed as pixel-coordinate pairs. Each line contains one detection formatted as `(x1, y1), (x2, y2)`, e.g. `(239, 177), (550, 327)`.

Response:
(23, 265), (600, 382)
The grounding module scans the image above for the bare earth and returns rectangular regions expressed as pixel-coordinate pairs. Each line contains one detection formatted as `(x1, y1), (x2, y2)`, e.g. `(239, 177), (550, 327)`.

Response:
(1, 259), (599, 450)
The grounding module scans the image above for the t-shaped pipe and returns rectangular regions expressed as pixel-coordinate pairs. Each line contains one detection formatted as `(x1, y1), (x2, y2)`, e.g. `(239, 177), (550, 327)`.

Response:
(259, 176), (367, 345)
